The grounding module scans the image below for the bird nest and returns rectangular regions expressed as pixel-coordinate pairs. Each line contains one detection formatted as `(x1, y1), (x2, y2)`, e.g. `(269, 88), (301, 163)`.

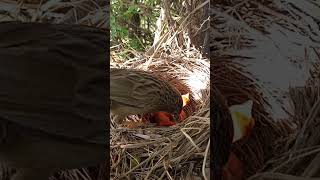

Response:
(110, 1), (210, 178)
(110, 47), (210, 179)
(0, 0), (108, 29)
(212, 56), (294, 179)
(210, 0), (320, 179)
(247, 56), (320, 180)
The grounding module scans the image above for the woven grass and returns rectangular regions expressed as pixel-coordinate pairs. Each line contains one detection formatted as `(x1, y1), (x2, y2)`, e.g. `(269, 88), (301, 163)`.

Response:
(247, 51), (320, 180)
(110, 51), (210, 179)
(211, 0), (320, 179)
(0, 0), (108, 29)
(212, 55), (294, 179)
(110, 0), (210, 179)
(1, 0), (318, 179)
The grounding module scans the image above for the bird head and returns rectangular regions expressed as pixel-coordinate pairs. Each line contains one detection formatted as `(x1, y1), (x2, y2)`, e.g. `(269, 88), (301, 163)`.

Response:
(169, 93), (190, 122)
(164, 92), (184, 122)
(169, 103), (183, 122)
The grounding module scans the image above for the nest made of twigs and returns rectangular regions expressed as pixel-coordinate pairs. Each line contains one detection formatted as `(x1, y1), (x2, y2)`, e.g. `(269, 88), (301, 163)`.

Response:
(212, 55), (294, 179)
(209, 0), (320, 179)
(110, 46), (210, 179)
(0, 0), (108, 29)
(110, 1), (211, 177)
(246, 54), (320, 180)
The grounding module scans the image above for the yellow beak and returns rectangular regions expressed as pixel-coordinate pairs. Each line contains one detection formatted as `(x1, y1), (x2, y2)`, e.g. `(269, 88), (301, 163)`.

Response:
(181, 93), (190, 107)
(229, 100), (255, 142)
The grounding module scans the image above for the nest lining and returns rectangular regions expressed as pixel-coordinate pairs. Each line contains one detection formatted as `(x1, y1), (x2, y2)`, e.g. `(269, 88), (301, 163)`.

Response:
(247, 60), (320, 180)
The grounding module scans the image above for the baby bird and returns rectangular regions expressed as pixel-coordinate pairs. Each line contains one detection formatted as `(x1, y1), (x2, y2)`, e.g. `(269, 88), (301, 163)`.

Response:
(110, 68), (183, 124)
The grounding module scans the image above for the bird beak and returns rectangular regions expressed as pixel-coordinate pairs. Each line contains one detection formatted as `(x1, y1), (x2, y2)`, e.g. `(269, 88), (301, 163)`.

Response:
(229, 100), (254, 142)
(182, 93), (190, 107)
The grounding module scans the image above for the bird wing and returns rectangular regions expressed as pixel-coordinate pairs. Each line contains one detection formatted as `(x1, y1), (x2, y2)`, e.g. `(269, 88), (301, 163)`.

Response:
(0, 22), (107, 144)
(212, 87), (234, 180)
(110, 69), (156, 109)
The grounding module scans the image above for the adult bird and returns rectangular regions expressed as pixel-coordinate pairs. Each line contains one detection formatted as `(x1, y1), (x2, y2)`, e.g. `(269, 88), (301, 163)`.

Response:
(212, 86), (234, 180)
(110, 68), (183, 125)
(0, 22), (107, 180)
(212, 86), (254, 180)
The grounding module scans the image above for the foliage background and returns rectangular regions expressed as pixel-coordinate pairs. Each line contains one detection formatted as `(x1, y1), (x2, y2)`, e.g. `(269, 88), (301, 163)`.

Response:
(111, 0), (161, 51)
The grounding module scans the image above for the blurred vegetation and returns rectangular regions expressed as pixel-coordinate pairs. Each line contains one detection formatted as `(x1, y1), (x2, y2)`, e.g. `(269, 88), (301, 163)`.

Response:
(111, 0), (161, 52)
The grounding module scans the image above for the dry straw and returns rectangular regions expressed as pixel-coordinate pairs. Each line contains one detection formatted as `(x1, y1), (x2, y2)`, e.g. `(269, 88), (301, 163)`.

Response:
(110, 0), (210, 179)
(110, 51), (210, 179)
(211, 0), (320, 179)
(1, 0), (319, 179)
(248, 52), (320, 180)
(0, 0), (108, 29)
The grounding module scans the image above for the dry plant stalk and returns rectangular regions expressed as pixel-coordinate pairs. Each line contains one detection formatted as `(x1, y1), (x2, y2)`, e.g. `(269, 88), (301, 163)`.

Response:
(210, 0), (320, 179)
(212, 55), (293, 178)
(110, 2), (210, 179)
(110, 49), (210, 179)
(247, 59), (320, 180)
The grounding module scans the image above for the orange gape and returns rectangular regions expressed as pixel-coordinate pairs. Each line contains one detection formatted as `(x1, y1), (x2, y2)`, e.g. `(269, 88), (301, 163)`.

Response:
(153, 112), (176, 126)
(152, 93), (190, 126)
(152, 109), (188, 126)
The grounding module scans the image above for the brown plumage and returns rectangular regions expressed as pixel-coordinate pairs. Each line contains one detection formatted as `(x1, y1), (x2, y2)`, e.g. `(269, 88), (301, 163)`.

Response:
(212, 86), (234, 180)
(110, 68), (183, 124)
(0, 22), (107, 180)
